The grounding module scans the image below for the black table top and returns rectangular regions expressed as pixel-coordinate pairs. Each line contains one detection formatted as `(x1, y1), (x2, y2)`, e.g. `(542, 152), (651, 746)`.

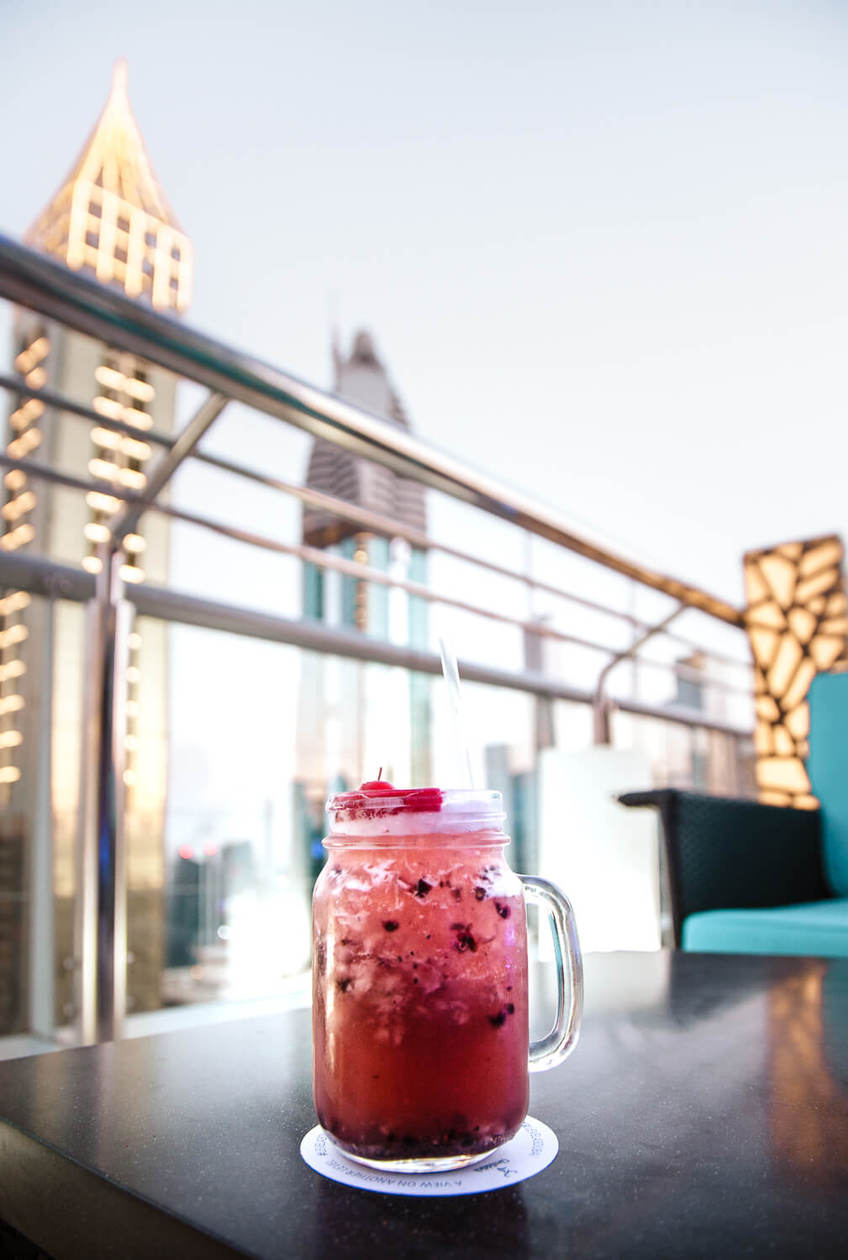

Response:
(2, 951), (848, 1259)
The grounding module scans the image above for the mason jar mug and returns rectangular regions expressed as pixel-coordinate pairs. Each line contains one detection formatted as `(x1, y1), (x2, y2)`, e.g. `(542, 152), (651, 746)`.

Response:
(312, 783), (583, 1172)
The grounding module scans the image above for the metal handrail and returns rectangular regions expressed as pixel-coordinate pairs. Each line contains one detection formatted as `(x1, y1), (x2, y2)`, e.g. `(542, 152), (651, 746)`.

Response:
(0, 549), (752, 739)
(0, 370), (752, 672)
(0, 451), (753, 698)
(0, 235), (743, 625)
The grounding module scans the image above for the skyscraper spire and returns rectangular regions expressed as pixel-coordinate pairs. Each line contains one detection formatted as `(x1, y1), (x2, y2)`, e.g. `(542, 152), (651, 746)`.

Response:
(302, 330), (427, 548)
(25, 60), (193, 313)
(111, 56), (129, 98)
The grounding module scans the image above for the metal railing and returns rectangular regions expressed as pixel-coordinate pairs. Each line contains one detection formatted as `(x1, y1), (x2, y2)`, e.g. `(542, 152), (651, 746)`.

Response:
(0, 237), (743, 620)
(0, 235), (754, 1043)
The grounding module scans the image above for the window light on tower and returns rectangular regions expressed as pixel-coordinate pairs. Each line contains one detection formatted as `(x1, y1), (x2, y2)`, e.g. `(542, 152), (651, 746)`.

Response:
(1, 334), (42, 799)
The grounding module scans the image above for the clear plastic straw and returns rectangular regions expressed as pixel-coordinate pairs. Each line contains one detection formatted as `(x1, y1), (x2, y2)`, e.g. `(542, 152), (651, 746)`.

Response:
(439, 636), (475, 789)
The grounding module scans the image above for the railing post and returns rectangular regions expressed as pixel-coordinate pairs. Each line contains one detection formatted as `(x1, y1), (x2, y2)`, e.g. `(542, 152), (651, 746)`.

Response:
(28, 594), (55, 1038)
(593, 695), (613, 746)
(76, 544), (131, 1043)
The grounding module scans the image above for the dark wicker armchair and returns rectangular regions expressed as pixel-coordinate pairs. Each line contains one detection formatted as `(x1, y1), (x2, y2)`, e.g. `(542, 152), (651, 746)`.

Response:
(619, 789), (834, 951)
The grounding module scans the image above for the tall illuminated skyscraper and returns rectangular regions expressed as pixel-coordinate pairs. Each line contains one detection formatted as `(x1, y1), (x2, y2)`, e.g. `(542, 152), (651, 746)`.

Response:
(297, 331), (432, 871)
(1, 63), (191, 1031)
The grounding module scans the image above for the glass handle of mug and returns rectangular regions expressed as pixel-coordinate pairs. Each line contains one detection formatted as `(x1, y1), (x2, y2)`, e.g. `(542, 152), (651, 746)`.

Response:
(520, 875), (583, 1073)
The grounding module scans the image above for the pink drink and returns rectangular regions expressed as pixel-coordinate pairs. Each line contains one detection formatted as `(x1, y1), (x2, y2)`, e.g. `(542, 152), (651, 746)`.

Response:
(312, 785), (529, 1167)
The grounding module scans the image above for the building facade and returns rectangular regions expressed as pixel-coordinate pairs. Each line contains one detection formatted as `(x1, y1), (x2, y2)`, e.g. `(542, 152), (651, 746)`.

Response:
(1, 63), (191, 1032)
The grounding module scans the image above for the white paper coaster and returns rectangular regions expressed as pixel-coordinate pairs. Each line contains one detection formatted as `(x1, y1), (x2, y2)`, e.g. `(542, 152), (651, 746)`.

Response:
(300, 1116), (558, 1196)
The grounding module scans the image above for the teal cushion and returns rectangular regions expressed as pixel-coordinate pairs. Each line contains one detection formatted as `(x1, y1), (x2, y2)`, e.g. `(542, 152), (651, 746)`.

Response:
(808, 672), (848, 896)
(682, 899), (848, 958)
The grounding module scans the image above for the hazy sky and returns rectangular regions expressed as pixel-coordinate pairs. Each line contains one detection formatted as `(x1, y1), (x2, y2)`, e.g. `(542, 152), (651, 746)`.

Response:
(3, 0), (848, 607)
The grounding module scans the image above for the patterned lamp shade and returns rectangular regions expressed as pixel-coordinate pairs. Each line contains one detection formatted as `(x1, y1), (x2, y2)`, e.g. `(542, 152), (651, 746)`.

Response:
(744, 535), (848, 807)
